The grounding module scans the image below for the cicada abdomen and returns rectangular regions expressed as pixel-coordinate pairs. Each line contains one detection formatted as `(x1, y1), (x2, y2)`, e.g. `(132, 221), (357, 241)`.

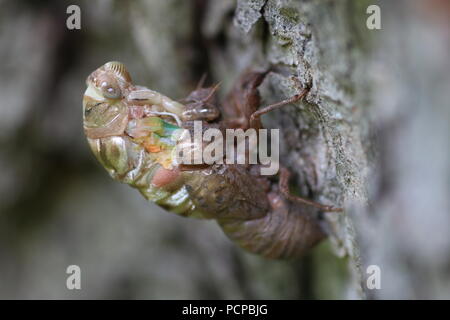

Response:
(83, 61), (336, 259)
(181, 165), (326, 258)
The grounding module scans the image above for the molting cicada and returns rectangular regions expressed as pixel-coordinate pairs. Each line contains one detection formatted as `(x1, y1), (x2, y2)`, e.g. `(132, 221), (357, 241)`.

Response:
(82, 61), (341, 259)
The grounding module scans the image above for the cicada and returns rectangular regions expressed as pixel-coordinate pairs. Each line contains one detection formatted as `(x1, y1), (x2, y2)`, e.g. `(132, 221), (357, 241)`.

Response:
(82, 61), (341, 259)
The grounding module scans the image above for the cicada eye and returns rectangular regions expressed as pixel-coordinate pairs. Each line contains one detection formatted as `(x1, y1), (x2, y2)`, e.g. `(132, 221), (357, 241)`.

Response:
(100, 80), (122, 99)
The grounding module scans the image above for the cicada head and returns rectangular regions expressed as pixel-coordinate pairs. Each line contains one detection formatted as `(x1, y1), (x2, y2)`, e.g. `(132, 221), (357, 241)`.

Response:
(83, 61), (132, 139)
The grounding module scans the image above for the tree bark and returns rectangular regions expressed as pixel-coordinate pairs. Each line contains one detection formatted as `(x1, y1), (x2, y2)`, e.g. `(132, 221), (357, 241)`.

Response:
(0, 0), (448, 299)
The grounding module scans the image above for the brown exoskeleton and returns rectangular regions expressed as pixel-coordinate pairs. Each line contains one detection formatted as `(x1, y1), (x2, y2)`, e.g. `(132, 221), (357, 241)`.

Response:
(83, 62), (342, 259)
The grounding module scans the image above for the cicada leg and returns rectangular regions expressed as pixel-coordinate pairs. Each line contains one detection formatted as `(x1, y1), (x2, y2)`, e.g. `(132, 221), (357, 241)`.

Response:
(279, 167), (343, 212)
(249, 86), (309, 129)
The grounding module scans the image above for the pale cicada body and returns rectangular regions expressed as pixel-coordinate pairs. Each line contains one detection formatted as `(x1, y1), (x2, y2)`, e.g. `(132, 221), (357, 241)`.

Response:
(83, 61), (337, 259)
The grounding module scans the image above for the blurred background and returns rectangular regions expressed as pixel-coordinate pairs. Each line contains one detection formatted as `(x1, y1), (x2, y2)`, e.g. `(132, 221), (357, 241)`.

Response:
(0, 0), (448, 299)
